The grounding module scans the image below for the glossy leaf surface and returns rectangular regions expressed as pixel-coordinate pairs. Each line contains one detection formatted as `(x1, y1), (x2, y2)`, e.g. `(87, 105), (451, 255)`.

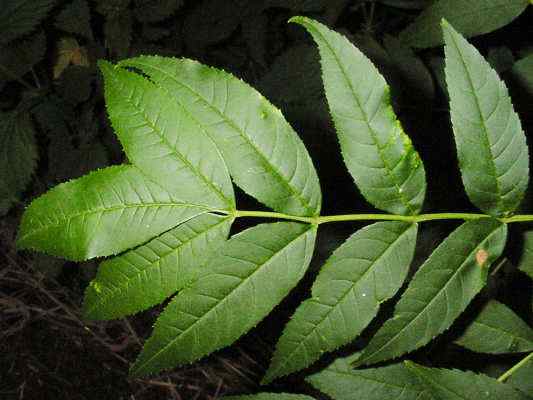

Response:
(357, 219), (508, 366)
(291, 17), (426, 216)
(119, 56), (322, 217)
(455, 300), (533, 354)
(100, 61), (235, 211)
(405, 361), (529, 400)
(264, 222), (418, 382)
(399, 0), (530, 48)
(443, 21), (529, 216)
(130, 222), (316, 377)
(83, 213), (233, 320)
(17, 165), (208, 261)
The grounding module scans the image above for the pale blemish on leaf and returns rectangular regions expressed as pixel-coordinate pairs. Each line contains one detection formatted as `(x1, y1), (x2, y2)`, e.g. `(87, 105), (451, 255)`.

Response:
(475, 249), (489, 267)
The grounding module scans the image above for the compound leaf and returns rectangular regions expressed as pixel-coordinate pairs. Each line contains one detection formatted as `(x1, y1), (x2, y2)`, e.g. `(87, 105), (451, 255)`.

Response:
(223, 394), (315, 400)
(507, 356), (533, 397)
(399, 0), (530, 49)
(291, 17), (426, 216)
(0, 111), (38, 215)
(119, 56), (322, 217)
(264, 222), (418, 383)
(83, 213), (233, 320)
(443, 21), (529, 216)
(130, 222), (317, 377)
(306, 355), (433, 400)
(17, 165), (209, 261)
(405, 361), (529, 400)
(100, 61), (235, 211)
(518, 230), (533, 280)
(455, 300), (533, 354)
(0, 0), (56, 46)
(357, 218), (508, 366)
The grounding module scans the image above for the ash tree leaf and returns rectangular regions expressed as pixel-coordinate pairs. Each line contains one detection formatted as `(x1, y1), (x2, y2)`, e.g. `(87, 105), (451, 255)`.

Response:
(291, 17), (426, 216)
(133, 0), (184, 22)
(0, 111), (38, 216)
(99, 61), (235, 211)
(518, 230), (533, 280)
(356, 218), (508, 366)
(443, 21), (529, 217)
(306, 355), (433, 400)
(507, 357), (533, 397)
(263, 222), (418, 383)
(405, 361), (530, 400)
(223, 394), (315, 400)
(55, 0), (93, 40)
(399, 0), (530, 49)
(129, 222), (317, 377)
(0, 0), (56, 46)
(455, 300), (533, 354)
(83, 213), (232, 320)
(119, 56), (322, 217)
(17, 165), (210, 261)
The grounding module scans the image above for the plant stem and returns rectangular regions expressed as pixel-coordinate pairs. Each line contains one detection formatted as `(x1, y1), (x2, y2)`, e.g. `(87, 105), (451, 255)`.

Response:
(497, 351), (533, 382)
(232, 210), (533, 225)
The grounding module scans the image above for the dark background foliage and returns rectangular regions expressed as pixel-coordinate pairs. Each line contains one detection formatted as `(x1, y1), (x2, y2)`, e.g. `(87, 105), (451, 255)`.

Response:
(1, 1), (532, 399)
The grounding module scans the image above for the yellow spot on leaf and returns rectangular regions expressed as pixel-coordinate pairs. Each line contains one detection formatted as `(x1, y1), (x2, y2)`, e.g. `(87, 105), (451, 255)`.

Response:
(476, 249), (489, 267)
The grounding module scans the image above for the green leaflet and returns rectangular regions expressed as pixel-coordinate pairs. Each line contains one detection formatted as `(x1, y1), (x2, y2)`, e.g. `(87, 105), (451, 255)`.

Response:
(83, 213), (233, 320)
(17, 165), (209, 261)
(223, 394), (315, 400)
(508, 357), (533, 398)
(118, 56), (322, 217)
(264, 222), (418, 383)
(130, 222), (317, 377)
(405, 361), (529, 400)
(0, 111), (38, 216)
(518, 230), (533, 280)
(357, 218), (508, 366)
(291, 17), (426, 216)
(0, 0), (55, 45)
(399, 0), (530, 49)
(306, 356), (433, 400)
(443, 21), (529, 217)
(511, 55), (533, 97)
(100, 61), (235, 211)
(455, 300), (533, 354)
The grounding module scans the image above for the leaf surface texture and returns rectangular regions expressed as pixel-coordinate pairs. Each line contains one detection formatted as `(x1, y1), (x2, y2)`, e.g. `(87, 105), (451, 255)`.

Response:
(443, 21), (529, 216)
(264, 222), (418, 382)
(291, 17), (426, 216)
(455, 300), (533, 354)
(17, 165), (209, 261)
(357, 218), (507, 365)
(130, 222), (316, 377)
(83, 213), (232, 320)
(118, 56), (322, 217)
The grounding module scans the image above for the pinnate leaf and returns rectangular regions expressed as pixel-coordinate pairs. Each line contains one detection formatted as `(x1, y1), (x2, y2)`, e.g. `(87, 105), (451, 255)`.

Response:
(100, 61), (235, 211)
(405, 361), (529, 400)
(399, 0), (530, 49)
(130, 222), (317, 377)
(291, 17), (426, 216)
(17, 165), (209, 261)
(443, 21), (529, 217)
(0, 0), (56, 45)
(306, 355), (433, 400)
(264, 222), (418, 383)
(83, 213), (232, 320)
(455, 300), (533, 354)
(357, 218), (508, 366)
(119, 56), (322, 217)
